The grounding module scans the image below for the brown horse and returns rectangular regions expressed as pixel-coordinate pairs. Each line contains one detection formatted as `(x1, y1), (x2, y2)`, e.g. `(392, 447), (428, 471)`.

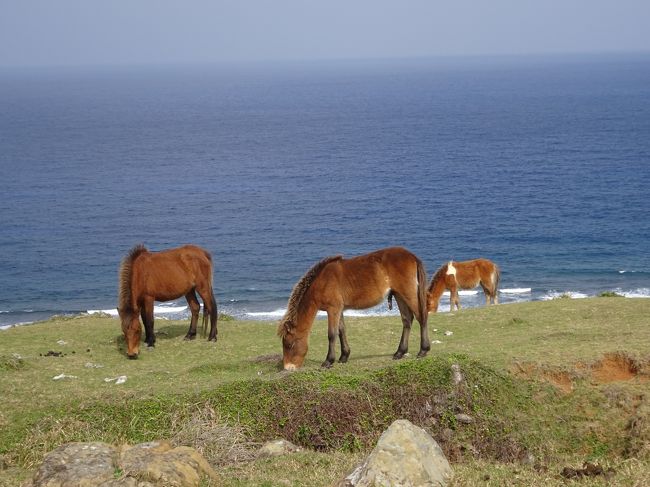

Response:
(426, 258), (500, 312)
(277, 247), (429, 370)
(117, 244), (218, 359)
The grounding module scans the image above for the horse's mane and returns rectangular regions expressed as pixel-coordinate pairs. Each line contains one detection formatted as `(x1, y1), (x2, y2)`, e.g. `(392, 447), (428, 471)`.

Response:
(277, 255), (343, 337)
(118, 244), (148, 311)
(427, 262), (450, 294)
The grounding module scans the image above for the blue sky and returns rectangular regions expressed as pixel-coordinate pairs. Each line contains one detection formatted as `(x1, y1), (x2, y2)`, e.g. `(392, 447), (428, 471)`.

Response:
(1, 0), (649, 66)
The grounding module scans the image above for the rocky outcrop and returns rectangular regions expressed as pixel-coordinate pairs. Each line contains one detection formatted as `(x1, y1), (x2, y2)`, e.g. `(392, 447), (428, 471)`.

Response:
(27, 440), (217, 487)
(339, 419), (453, 487)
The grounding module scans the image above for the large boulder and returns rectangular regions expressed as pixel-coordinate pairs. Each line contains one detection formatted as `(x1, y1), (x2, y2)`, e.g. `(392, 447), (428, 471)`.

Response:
(339, 419), (453, 487)
(30, 442), (117, 487)
(28, 440), (217, 487)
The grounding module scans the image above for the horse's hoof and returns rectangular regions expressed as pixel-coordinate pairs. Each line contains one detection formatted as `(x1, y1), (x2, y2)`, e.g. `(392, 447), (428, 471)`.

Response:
(393, 352), (404, 360)
(321, 361), (334, 369)
(184, 335), (196, 341)
(338, 356), (349, 364)
(207, 337), (217, 342)
(417, 350), (429, 358)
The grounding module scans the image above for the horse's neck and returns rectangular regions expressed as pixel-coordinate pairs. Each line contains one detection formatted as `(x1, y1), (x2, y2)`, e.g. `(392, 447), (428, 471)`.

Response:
(430, 277), (448, 297)
(295, 299), (319, 335)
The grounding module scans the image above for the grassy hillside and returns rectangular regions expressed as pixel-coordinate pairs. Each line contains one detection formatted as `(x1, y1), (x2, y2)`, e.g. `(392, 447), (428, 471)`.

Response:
(0, 297), (649, 486)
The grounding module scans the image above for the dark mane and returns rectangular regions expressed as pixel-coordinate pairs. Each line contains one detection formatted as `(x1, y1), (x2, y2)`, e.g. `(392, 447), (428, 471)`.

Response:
(427, 262), (449, 294)
(118, 244), (148, 311)
(277, 255), (343, 337)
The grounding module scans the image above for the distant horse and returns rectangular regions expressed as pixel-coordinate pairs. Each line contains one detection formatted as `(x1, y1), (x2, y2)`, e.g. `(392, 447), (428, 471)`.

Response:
(277, 247), (429, 370)
(117, 244), (218, 359)
(426, 258), (500, 312)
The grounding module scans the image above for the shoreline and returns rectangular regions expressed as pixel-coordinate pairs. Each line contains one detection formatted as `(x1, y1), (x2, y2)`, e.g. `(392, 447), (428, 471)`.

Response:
(2, 287), (649, 330)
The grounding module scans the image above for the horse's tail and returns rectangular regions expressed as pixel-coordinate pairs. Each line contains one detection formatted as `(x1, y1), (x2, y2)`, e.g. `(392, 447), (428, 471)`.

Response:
(387, 290), (394, 310)
(493, 263), (501, 302)
(416, 257), (428, 325)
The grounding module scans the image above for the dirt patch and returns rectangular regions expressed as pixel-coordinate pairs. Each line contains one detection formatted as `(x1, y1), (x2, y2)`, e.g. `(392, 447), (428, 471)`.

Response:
(511, 352), (649, 393)
(543, 370), (573, 393)
(250, 353), (282, 364)
(591, 352), (639, 384)
(560, 462), (615, 480)
(510, 363), (574, 394)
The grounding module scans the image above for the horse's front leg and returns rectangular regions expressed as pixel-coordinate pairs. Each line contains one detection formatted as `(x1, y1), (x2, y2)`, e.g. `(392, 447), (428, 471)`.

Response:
(141, 298), (155, 348)
(449, 284), (460, 311)
(338, 312), (351, 363)
(322, 309), (340, 368)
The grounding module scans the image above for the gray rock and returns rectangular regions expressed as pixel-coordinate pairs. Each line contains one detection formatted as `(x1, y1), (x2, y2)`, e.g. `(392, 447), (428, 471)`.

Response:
(30, 442), (117, 487)
(257, 439), (302, 458)
(28, 440), (217, 487)
(450, 364), (463, 386)
(454, 414), (474, 424)
(339, 419), (453, 487)
(118, 440), (217, 486)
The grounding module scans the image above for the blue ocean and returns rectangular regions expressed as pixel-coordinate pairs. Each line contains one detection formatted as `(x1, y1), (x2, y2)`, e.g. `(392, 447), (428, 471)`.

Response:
(1, 54), (649, 328)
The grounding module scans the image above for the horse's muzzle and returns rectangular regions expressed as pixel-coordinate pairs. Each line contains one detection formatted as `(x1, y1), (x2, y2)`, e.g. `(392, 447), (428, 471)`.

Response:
(127, 353), (138, 360)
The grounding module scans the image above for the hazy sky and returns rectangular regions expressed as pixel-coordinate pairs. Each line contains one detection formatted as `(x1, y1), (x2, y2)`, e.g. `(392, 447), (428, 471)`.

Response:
(1, 0), (649, 67)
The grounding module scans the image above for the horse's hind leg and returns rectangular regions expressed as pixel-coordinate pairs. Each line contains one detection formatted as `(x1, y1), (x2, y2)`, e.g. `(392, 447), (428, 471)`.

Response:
(184, 290), (201, 340)
(480, 283), (496, 305)
(338, 312), (351, 363)
(196, 286), (218, 342)
(392, 294), (414, 360)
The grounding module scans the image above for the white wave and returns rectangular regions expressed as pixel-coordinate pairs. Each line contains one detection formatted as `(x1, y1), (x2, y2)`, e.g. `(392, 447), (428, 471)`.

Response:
(542, 291), (589, 301)
(619, 288), (650, 298)
(88, 304), (188, 317)
(1, 321), (34, 330)
(246, 305), (399, 320)
(88, 309), (119, 317)
(441, 290), (479, 297)
(500, 288), (532, 294)
(246, 308), (286, 318)
(153, 305), (187, 314)
(343, 308), (398, 317)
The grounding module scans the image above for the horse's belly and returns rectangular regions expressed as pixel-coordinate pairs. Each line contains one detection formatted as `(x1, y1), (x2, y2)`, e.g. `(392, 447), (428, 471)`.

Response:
(345, 290), (387, 310)
(153, 291), (186, 302)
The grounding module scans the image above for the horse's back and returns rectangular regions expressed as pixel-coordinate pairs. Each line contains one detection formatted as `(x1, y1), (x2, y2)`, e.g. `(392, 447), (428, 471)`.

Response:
(134, 245), (214, 295)
(454, 258), (498, 288)
(340, 247), (418, 280)
(314, 247), (419, 309)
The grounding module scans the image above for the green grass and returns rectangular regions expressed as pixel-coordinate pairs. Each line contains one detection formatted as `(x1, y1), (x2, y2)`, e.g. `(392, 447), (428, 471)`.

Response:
(1, 298), (649, 486)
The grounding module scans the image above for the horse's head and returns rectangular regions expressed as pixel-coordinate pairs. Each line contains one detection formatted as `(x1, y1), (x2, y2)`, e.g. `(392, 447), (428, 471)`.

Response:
(118, 306), (141, 359)
(427, 291), (440, 313)
(278, 319), (308, 370)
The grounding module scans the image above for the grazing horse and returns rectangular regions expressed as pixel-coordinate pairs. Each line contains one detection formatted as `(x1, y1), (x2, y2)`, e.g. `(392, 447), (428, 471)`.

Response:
(277, 247), (429, 370)
(426, 258), (500, 312)
(117, 244), (218, 359)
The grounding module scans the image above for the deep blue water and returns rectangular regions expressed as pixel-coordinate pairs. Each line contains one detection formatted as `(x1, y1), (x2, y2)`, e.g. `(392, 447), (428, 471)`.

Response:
(1, 54), (649, 327)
